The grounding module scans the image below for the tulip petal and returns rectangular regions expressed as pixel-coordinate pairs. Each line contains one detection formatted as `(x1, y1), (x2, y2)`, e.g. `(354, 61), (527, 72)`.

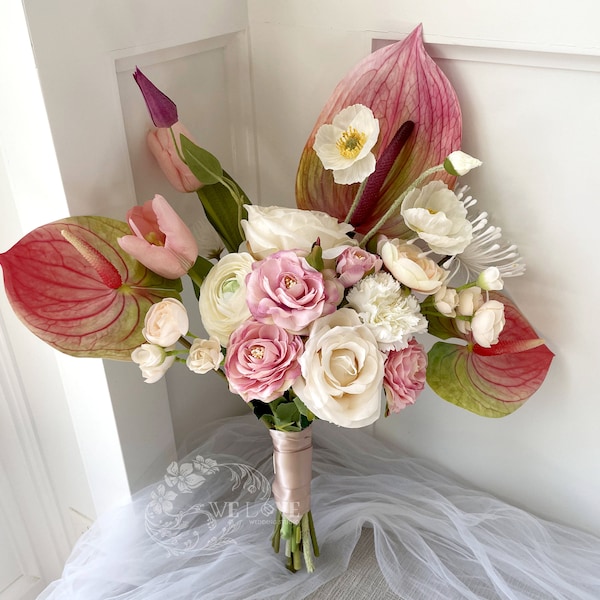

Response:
(426, 292), (554, 417)
(296, 25), (462, 237)
(133, 67), (178, 128)
(0, 217), (182, 360)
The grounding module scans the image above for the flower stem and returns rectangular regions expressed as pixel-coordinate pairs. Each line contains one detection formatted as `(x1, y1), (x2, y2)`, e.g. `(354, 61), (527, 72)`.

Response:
(274, 511), (319, 573)
(359, 164), (445, 248)
(343, 179), (368, 224)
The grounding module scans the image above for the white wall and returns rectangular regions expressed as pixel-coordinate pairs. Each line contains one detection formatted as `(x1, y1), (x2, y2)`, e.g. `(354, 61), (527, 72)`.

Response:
(247, 0), (600, 536)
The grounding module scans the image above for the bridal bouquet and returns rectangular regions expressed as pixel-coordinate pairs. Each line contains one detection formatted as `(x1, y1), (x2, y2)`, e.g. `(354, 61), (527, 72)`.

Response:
(0, 26), (553, 572)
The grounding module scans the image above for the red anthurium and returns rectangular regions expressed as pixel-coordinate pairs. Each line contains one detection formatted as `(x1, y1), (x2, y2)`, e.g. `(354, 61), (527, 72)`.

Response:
(426, 292), (554, 417)
(296, 25), (462, 237)
(0, 217), (182, 360)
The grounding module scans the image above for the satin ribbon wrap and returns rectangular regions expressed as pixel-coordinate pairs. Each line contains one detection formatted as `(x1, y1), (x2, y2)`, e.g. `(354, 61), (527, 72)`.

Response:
(269, 427), (313, 525)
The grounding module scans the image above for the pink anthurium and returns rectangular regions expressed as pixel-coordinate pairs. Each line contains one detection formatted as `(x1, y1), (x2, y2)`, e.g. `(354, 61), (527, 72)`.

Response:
(0, 217), (182, 360)
(118, 194), (199, 279)
(296, 25), (462, 237)
(426, 292), (554, 417)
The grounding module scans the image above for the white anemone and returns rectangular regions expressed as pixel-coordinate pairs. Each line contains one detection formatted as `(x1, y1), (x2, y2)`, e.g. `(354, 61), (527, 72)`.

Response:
(313, 104), (380, 185)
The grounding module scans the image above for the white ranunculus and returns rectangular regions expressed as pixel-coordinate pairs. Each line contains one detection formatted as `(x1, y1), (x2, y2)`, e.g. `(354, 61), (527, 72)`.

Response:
(346, 272), (427, 352)
(241, 205), (355, 260)
(199, 253), (255, 347)
(132, 344), (175, 383)
(444, 151), (482, 176)
(477, 267), (504, 291)
(471, 300), (505, 347)
(401, 180), (473, 255)
(434, 285), (459, 317)
(143, 298), (189, 347)
(186, 337), (224, 374)
(294, 308), (384, 428)
(456, 286), (484, 317)
(313, 104), (380, 184)
(379, 239), (449, 295)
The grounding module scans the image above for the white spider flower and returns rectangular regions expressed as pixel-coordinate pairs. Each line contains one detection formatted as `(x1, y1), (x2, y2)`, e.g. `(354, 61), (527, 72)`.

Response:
(443, 186), (526, 285)
(313, 104), (380, 184)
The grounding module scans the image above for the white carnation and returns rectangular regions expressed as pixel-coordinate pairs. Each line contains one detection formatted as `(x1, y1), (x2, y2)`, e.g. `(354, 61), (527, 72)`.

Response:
(346, 272), (427, 352)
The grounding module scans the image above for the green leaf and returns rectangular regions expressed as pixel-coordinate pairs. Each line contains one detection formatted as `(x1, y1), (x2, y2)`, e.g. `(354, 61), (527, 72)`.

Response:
(305, 243), (324, 272)
(426, 292), (554, 417)
(273, 401), (301, 429)
(180, 135), (223, 185)
(291, 392), (316, 421)
(196, 173), (251, 253)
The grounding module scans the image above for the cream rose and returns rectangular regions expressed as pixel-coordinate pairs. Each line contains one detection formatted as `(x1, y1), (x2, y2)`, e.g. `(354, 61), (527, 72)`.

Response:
(433, 285), (459, 317)
(132, 344), (175, 383)
(379, 239), (449, 295)
(400, 181), (473, 255)
(143, 298), (189, 347)
(471, 300), (505, 347)
(199, 253), (255, 347)
(186, 337), (223, 374)
(294, 308), (384, 428)
(241, 205), (355, 260)
(456, 286), (484, 317)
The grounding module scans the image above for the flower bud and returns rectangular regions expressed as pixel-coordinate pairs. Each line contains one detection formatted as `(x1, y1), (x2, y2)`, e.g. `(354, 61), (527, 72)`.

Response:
(444, 151), (482, 176)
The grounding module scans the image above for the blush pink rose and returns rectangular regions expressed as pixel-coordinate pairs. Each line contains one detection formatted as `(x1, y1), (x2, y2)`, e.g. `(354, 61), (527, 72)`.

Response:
(245, 250), (341, 333)
(383, 338), (427, 413)
(336, 247), (382, 288)
(224, 319), (303, 402)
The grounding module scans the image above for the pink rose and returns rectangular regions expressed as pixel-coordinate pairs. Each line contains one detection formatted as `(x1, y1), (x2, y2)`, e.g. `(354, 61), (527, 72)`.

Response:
(336, 247), (382, 288)
(245, 250), (341, 333)
(383, 338), (427, 413)
(224, 319), (303, 402)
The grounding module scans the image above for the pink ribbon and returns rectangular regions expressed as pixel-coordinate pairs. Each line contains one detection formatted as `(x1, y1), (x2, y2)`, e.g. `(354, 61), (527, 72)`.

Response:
(269, 427), (313, 525)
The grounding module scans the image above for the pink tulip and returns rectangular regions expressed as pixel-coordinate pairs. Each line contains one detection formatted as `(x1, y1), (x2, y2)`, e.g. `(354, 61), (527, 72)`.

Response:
(118, 195), (198, 279)
(147, 122), (202, 193)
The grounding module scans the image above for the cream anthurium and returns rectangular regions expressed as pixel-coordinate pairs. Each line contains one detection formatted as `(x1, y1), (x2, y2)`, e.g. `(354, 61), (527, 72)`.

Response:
(313, 104), (380, 184)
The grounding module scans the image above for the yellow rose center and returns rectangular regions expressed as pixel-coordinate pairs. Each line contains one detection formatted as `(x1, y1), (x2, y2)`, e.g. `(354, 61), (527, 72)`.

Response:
(284, 275), (297, 289)
(249, 345), (265, 360)
(336, 126), (367, 159)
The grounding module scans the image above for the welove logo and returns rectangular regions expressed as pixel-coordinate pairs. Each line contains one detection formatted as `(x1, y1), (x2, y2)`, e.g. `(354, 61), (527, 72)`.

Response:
(144, 455), (273, 555)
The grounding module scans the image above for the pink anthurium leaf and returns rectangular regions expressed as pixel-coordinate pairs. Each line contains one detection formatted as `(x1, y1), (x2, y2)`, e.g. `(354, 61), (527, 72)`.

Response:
(426, 292), (554, 417)
(0, 217), (183, 360)
(296, 25), (462, 237)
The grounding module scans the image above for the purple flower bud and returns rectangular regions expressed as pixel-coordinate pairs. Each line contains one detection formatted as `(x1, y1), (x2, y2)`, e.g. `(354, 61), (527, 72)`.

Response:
(133, 67), (178, 128)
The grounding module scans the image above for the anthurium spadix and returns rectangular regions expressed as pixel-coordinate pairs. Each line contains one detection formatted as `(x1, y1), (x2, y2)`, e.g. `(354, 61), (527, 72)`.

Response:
(0, 217), (182, 360)
(296, 25), (462, 238)
(426, 292), (554, 417)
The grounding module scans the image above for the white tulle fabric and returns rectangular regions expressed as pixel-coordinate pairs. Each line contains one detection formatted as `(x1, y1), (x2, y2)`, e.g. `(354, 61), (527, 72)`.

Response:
(40, 415), (600, 600)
